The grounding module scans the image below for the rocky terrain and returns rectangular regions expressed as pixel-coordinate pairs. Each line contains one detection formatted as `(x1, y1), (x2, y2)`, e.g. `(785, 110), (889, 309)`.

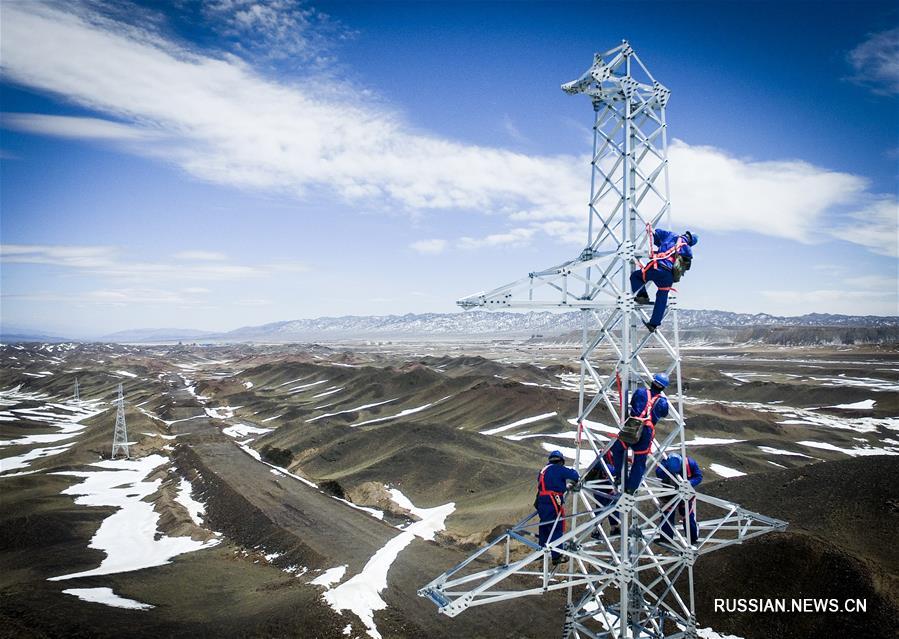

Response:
(1, 339), (897, 638)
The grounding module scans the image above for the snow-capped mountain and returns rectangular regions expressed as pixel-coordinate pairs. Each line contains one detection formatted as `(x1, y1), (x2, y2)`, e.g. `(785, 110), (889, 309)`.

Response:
(91, 310), (895, 343)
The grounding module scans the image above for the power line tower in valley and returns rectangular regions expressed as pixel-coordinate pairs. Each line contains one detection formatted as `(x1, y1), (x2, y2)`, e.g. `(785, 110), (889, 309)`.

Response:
(73, 377), (80, 403)
(111, 383), (130, 459)
(420, 42), (786, 638)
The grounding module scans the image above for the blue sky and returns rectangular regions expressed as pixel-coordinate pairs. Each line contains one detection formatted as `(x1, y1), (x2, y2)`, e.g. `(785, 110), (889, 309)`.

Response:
(1, 0), (897, 336)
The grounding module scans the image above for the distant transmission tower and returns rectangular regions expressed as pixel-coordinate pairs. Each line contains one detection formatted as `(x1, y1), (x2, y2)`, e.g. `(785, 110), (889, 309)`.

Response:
(111, 383), (130, 459)
(73, 377), (80, 403)
(420, 42), (786, 638)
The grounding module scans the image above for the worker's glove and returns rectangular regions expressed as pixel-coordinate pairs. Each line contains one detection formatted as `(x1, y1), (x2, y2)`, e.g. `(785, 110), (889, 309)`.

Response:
(567, 480), (580, 492)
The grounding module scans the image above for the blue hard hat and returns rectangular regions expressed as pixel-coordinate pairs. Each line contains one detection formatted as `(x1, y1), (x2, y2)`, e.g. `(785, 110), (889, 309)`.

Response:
(653, 373), (670, 388)
(547, 450), (565, 462)
(684, 231), (698, 246)
(665, 455), (681, 473)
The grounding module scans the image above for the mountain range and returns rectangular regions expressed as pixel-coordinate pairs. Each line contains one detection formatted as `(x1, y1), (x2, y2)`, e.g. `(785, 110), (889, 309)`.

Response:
(91, 309), (899, 343)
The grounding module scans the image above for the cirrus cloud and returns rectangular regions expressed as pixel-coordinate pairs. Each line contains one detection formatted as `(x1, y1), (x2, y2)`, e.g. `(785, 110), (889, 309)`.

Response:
(847, 27), (899, 95)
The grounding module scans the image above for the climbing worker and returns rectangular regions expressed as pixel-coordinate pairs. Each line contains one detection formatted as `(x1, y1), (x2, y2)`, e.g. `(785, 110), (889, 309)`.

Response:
(655, 454), (703, 545)
(586, 450), (621, 540)
(609, 373), (670, 494)
(631, 229), (698, 332)
(535, 450), (580, 565)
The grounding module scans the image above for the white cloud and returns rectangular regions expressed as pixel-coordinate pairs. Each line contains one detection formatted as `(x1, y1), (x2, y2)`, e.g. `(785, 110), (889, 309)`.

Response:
(203, 0), (351, 64)
(2, 113), (159, 141)
(410, 239), (447, 255)
(0, 1), (895, 260)
(668, 141), (870, 242)
(848, 27), (899, 95)
(0, 244), (305, 281)
(3, 287), (209, 306)
(85, 288), (199, 305)
(458, 227), (536, 249)
(827, 197), (898, 257)
(502, 114), (531, 144)
(0, 244), (118, 268)
(173, 250), (227, 261)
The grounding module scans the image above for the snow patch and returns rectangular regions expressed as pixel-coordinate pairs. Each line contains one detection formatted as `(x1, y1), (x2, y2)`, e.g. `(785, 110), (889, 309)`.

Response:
(708, 463), (746, 478)
(758, 446), (813, 458)
(481, 412), (558, 436)
(682, 437), (746, 447)
(351, 396), (452, 427)
(310, 565), (347, 587)
(826, 399), (876, 410)
(318, 494), (455, 639)
(48, 455), (219, 581)
(222, 423), (272, 439)
(0, 443), (75, 474)
(798, 440), (898, 457)
(540, 442), (596, 469)
(307, 398), (398, 423)
(174, 476), (206, 526)
(63, 587), (153, 610)
(205, 405), (241, 420)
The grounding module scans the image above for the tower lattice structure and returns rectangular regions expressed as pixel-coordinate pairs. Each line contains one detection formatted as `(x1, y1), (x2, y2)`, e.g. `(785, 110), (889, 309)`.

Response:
(111, 382), (130, 459)
(420, 42), (786, 638)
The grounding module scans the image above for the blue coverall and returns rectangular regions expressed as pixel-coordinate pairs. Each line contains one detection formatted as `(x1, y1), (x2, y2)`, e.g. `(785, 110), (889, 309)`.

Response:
(536, 462), (580, 559)
(609, 387), (669, 493)
(630, 229), (694, 327)
(592, 452), (619, 530)
(655, 455), (703, 544)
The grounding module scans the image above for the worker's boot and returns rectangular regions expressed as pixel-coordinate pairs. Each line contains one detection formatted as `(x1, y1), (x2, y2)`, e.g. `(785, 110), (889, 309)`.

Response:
(634, 293), (652, 305)
(643, 321), (657, 333)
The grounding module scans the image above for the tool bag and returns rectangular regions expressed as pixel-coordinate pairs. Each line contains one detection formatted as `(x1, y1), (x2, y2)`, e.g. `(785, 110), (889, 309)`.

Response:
(672, 254), (691, 283)
(617, 392), (658, 444)
(617, 416), (645, 445)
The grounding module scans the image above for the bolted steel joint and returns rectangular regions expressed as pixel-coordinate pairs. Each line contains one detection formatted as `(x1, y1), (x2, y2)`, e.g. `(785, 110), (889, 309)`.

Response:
(616, 240), (636, 261)
(681, 547), (697, 567)
(617, 293), (637, 313)
(616, 561), (635, 586)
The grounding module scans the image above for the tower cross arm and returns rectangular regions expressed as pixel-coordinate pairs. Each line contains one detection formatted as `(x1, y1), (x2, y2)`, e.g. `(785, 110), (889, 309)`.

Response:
(456, 251), (622, 310)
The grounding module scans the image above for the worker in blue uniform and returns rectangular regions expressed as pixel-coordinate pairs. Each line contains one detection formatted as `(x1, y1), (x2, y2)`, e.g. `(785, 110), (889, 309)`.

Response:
(535, 450), (580, 564)
(609, 373), (670, 494)
(655, 454), (703, 545)
(589, 450), (621, 540)
(631, 229), (697, 332)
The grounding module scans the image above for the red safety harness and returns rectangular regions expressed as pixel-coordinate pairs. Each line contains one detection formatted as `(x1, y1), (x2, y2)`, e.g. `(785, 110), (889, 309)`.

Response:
(618, 392), (659, 455)
(639, 224), (685, 292)
(537, 464), (566, 529)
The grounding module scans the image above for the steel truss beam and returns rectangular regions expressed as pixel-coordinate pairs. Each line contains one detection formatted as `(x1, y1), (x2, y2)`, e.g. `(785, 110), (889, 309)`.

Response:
(421, 41), (786, 638)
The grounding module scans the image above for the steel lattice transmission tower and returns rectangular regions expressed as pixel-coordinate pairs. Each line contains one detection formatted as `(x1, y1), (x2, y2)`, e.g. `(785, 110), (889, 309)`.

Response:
(111, 383), (130, 459)
(420, 42), (786, 638)
(73, 377), (80, 403)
